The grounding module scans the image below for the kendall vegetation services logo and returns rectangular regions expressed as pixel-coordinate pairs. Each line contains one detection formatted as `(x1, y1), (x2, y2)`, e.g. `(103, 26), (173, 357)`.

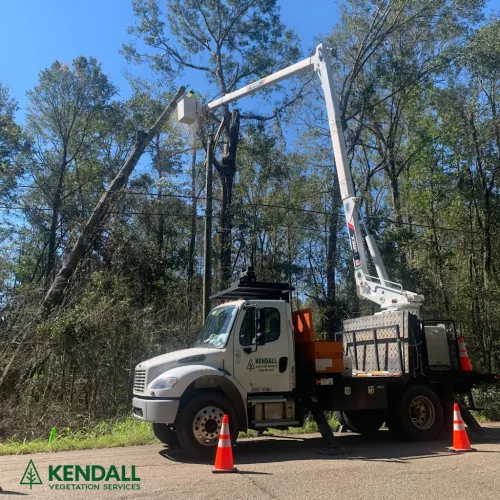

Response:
(20, 460), (43, 489)
(20, 460), (141, 491)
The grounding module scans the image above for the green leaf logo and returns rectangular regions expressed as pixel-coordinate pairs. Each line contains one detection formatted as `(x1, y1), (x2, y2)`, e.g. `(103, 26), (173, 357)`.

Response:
(20, 459), (43, 489)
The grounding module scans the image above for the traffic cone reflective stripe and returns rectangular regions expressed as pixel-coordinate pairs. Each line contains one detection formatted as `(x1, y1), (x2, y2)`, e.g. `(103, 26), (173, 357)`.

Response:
(453, 407), (466, 432)
(212, 414), (237, 473)
(451, 403), (475, 452)
(458, 337), (473, 372)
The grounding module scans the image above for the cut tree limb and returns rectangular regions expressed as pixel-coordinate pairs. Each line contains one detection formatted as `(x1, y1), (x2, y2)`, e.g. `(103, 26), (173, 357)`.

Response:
(42, 86), (186, 316)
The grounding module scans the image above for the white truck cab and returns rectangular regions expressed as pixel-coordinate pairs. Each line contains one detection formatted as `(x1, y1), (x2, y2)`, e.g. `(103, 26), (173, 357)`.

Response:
(132, 283), (300, 456)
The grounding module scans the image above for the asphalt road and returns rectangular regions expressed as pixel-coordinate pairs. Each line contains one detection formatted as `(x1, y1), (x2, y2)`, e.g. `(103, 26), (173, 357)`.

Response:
(1, 425), (500, 500)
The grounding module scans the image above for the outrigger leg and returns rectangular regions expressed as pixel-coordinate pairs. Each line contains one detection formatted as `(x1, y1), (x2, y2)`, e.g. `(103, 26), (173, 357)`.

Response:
(308, 396), (349, 456)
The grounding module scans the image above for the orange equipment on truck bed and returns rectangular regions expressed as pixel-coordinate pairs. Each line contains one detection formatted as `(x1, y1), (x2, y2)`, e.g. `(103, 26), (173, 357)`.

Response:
(292, 309), (344, 373)
(292, 308), (314, 342)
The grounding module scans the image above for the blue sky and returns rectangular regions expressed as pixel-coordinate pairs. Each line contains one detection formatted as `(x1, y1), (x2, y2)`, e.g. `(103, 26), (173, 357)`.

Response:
(0, 0), (340, 122)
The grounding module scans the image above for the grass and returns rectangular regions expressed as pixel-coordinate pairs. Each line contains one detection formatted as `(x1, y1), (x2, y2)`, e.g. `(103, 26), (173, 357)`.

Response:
(0, 413), (339, 456)
(471, 411), (490, 423)
(0, 416), (157, 456)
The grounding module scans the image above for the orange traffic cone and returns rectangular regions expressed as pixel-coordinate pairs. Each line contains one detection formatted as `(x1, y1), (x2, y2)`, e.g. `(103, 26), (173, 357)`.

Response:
(458, 337), (473, 371)
(212, 414), (237, 473)
(450, 403), (475, 452)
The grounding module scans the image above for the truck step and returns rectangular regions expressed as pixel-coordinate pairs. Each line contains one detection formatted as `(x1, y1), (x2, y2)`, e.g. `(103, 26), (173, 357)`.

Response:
(251, 419), (300, 428)
(247, 396), (288, 406)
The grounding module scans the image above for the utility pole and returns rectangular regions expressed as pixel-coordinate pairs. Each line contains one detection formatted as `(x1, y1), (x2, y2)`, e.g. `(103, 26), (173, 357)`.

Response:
(202, 135), (213, 321)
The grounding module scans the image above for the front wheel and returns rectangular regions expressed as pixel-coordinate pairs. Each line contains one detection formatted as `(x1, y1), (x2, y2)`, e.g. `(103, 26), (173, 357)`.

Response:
(176, 393), (239, 459)
(398, 384), (443, 441)
(152, 423), (179, 449)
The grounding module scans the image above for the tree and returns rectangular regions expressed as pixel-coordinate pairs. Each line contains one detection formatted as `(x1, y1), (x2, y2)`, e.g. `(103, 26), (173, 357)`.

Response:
(26, 57), (116, 285)
(0, 84), (23, 297)
(0, 83), (23, 201)
(43, 87), (185, 315)
(431, 17), (500, 371)
(124, 0), (300, 286)
(327, 0), (485, 284)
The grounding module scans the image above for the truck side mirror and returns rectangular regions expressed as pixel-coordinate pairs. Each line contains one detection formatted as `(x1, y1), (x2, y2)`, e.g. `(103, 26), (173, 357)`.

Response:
(256, 332), (266, 346)
(255, 308), (262, 345)
(241, 304), (261, 353)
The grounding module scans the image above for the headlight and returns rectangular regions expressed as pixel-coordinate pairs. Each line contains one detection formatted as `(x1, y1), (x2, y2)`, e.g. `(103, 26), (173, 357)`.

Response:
(150, 376), (178, 390)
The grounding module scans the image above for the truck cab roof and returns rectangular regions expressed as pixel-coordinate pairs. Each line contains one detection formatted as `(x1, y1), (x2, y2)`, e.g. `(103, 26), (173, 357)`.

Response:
(210, 267), (294, 302)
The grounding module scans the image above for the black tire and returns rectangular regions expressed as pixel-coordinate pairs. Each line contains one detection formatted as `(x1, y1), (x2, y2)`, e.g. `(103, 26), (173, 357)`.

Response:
(176, 392), (239, 459)
(341, 410), (385, 435)
(398, 384), (443, 441)
(152, 423), (180, 448)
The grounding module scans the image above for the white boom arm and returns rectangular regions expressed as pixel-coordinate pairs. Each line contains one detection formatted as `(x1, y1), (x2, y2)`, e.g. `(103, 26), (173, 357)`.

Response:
(177, 43), (424, 313)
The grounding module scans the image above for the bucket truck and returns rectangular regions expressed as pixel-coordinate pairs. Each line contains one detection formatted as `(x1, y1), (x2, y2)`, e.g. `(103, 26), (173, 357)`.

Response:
(132, 44), (497, 458)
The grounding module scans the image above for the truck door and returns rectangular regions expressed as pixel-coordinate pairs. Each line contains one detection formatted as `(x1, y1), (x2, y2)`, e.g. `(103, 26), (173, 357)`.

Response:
(233, 302), (292, 394)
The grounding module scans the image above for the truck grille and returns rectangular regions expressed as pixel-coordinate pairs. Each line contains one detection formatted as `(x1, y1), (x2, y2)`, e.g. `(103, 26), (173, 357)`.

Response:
(134, 369), (147, 393)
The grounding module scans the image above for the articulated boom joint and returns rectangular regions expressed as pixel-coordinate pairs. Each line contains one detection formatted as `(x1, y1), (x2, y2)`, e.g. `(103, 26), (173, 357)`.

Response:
(357, 275), (424, 312)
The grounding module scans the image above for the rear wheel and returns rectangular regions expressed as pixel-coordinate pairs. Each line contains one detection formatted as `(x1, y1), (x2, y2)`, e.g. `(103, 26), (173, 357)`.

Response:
(341, 410), (385, 435)
(398, 384), (443, 441)
(152, 423), (179, 449)
(176, 393), (239, 459)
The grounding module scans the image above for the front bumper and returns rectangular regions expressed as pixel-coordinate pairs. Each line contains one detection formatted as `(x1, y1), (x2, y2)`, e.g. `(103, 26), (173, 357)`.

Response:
(132, 397), (179, 424)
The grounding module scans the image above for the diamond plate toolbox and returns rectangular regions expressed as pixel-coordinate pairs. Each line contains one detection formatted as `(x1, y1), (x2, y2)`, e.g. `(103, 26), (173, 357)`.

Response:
(342, 312), (411, 374)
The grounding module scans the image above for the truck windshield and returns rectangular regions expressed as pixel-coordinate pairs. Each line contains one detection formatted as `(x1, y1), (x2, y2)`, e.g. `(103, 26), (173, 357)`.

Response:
(194, 305), (238, 348)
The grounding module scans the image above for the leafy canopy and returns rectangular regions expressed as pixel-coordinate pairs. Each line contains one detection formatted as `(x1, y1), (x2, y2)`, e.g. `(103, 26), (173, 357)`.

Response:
(26, 57), (116, 158)
(0, 83), (23, 200)
(124, 0), (300, 95)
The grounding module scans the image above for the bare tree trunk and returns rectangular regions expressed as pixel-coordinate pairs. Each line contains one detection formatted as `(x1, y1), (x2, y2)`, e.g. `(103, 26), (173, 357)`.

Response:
(469, 109), (493, 372)
(427, 157), (451, 317)
(42, 87), (185, 315)
(45, 155), (68, 285)
(386, 157), (409, 278)
(430, 203), (450, 317)
(465, 159), (488, 369)
(214, 108), (240, 288)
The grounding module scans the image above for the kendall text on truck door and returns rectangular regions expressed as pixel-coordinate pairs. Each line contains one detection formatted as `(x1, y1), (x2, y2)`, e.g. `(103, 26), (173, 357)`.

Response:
(132, 43), (498, 458)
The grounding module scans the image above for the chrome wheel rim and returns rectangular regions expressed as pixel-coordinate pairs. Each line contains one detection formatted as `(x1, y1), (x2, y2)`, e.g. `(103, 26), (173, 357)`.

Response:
(192, 406), (224, 447)
(409, 396), (435, 430)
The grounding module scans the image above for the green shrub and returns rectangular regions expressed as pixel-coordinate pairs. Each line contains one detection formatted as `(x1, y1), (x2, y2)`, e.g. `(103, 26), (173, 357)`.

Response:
(472, 386), (500, 421)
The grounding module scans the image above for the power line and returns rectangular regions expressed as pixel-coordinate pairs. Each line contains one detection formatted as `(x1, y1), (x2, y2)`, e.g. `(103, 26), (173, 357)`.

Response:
(1, 200), (476, 234)
(13, 184), (329, 215)
(14, 184), (216, 202)
(377, 217), (476, 234)
(0, 204), (207, 219)
(5, 185), (479, 234)
(0, 204), (350, 239)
